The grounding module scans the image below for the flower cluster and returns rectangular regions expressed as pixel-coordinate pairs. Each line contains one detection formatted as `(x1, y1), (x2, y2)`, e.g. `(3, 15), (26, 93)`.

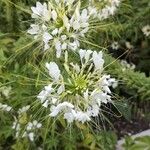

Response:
(88, 0), (121, 20)
(27, 1), (121, 58)
(37, 50), (117, 123)
(28, 1), (90, 58)
(0, 103), (12, 112)
(12, 105), (42, 141)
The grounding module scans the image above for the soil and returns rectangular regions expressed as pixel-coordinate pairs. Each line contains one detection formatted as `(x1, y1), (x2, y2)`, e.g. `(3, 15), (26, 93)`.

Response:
(113, 117), (150, 139)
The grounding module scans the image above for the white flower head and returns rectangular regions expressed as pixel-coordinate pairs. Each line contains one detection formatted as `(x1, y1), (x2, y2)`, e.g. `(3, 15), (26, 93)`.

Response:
(28, 1), (90, 57)
(37, 50), (116, 124)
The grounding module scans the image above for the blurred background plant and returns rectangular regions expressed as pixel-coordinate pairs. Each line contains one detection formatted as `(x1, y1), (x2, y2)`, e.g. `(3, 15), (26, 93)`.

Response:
(0, 0), (150, 149)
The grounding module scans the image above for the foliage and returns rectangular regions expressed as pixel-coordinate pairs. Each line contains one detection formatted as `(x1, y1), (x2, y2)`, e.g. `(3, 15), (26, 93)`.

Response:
(123, 136), (150, 150)
(0, 0), (150, 149)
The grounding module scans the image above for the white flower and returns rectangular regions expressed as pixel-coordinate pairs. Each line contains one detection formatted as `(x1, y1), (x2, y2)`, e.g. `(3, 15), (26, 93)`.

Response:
(37, 123), (42, 128)
(31, 2), (50, 21)
(64, 110), (76, 123)
(87, 104), (99, 117)
(27, 122), (33, 130)
(37, 84), (53, 103)
(125, 41), (133, 49)
(107, 78), (118, 88)
(68, 40), (80, 51)
(51, 28), (59, 36)
(79, 49), (86, 62)
(57, 84), (65, 95)
(142, 25), (150, 37)
(28, 132), (34, 141)
(92, 51), (104, 70)
(70, 63), (80, 74)
(55, 40), (62, 58)
(100, 75), (112, 93)
(75, 111), (91, 123)
(37, 50), (116, 124)
(43, 32), (53, 50)
(46, 62), (61, 81)
(85, 50), (93, 62)
(50, 102), (74, 117)
(79, 49), (92, 63)
(111, 41), (119, 50)
(51, 10), (58, 21)
(42, 100), (49, 108)
(27, 24), (40, 35)
(94, 92), (111, 104)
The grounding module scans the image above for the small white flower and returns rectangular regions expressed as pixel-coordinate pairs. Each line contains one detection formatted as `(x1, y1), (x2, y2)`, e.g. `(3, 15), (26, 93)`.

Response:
(51, 10), (58, 21)
(31, 2), (50, 21)
(37, 123), (42, 128)
(51, 28), (59, 36)
(55, 40), (62, 58)
(64, 110), (76, 123)
(33, 120), (38, 126)
(108, 78), (118, 88)
(57, 84), (65, 95)
(87, 104), (99, 117)
(70, 63), (80, 74)
(27, 24), (40, 35)
(27, 122), (33, 130)
(125, 41), (133, 49)
(92, 51), (104, 70)
(111, 41), (119, 50)
(28, 132), (34, 141)
(42, 100), (49, 108)
(79, 49), (92, 63)
(52, 98), (57, 104)
(43, 32), (53, 50)
(75, 111), (91, 123)
(46, 62), (61, 81)
(142, 25), (150, 37)
(61, 35), (67, 41)
(79, 49), (86, 62)
(61, 43), (67, 50)
(50, 102), (74, 117)
(85, 50), (92, 62)
(69, 40), (79, 51)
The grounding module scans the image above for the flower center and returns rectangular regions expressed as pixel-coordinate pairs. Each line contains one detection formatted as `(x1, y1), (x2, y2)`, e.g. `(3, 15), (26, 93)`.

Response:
(74, 75), (87, 91)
